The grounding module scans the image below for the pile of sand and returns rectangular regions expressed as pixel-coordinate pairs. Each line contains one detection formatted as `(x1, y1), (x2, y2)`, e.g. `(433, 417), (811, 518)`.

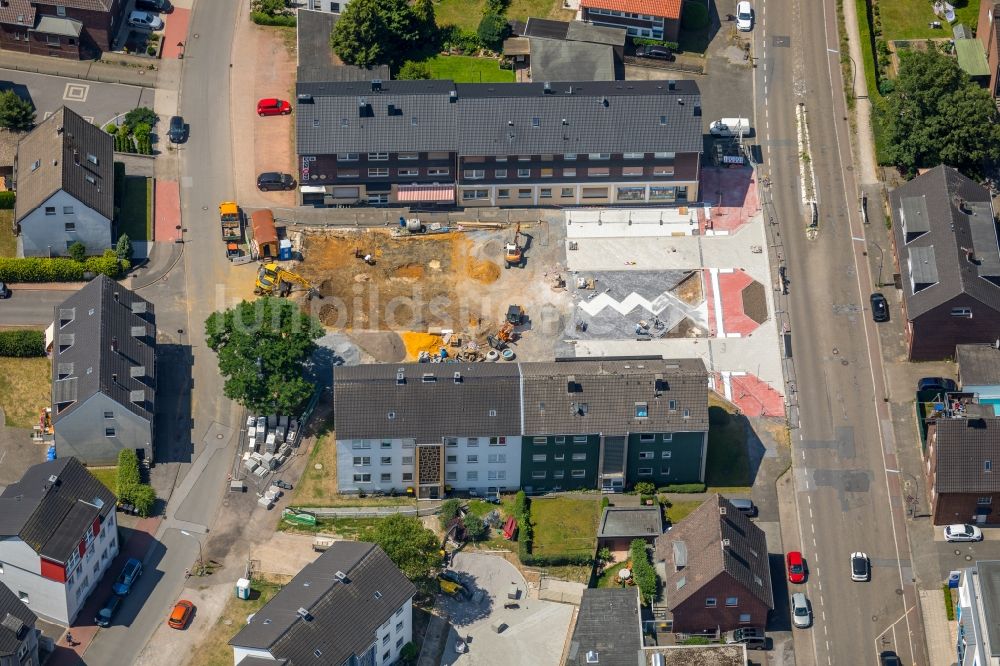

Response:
(468, 258), (501, 283)
(393, 264), (425, 279)
(401, 332), (445, 360)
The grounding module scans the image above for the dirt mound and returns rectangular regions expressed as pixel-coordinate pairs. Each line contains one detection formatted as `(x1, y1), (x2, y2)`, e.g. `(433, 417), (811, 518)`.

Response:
(468, 258), (501, 283)
(401, 332), (445, 360)
(393, 263), (425, 279)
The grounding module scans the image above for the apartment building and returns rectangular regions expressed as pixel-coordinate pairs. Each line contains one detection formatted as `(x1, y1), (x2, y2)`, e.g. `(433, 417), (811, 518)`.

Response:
(0, 458), (118, 626)
(332, 357), (708, 498)
(577, 0), (682, 42)
(295, 78), (702, 208)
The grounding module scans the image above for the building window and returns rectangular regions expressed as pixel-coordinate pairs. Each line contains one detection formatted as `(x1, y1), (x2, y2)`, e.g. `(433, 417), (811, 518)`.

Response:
(336, 153), (359, 161)
(661, 450), (672, 459)
(402, 456), (413, 464)
(726, 597), (739, 606)
(445, 437), (458, 447)
(571, 469), (586, 478)
(488, 470), (506, 480)
(488, 453), (506, 463)
(564, 153), (577, 160)
(652, 166), (675, 177)
(64, 205), (75, 214)
(467, 471), (478, 481)
(63, 222), (77, 233)
(622, 166), (645, 177)
(587, 167), (610, 177)
(561, 187), (575, 197)
(447, 455), (458, 463)
(739, 613), (752, 623)
(47, 34), (61, 45)
(660, 466), (671, 475)
(396, 637), (404, 648)
(668, 400), (677, 411)
(398, 168), (419, 177)
(467, 455), (478, 463)
(428, 167), (450, 176)
(533, 454), (547, 462)
(518, 188), (532, 199)
(368, 168), (389, 177)
(495, 169), (507, 178)
(588, 153), (610, 160)
(573, 435), (588, 443)
(623, 152), (644, 159)
(45, 206), (56, 215)
(639, 451), (654, 460)
(463, 189), (489, 200)
(532, 471), (546, 479)
(638, 434), (655, 444)
(381, 441), (392, 449)
(635, 402), (649, 418)
(402, 472), (413, 481)
(553, 470), (565, 479)
(978, 497), (993, 505)
(582, 187), (608, 199)
(563, 168), (576, 177)
(380, 473), (391, 482)
(498, 188), (510, 199)
(468, 438), (479, 447)
(654, 152), (675, 159)
(951, 307), (973, 318)
(446, 471), (457, 481)
(383, 651), (391, 662)
(540, 168), (553, 178)
(104, 411), (114, 419)
(368, 153), (389, 160)
(518, 155), (531, 161)
(105, 427), (116, 437)
(987, 460), (993, 472)
(533, 437), (547, 444)
(540, 188), (552, 198)
(17, 591), (28, 603)
(396, 621), (404, 632)
(553, 453), (565, 461)
(555, 436), (566, 444)
(464, 169), (485, 179)
(398, 152), (419, 160)
(517, 169), (531, 178)
(572, 452), (586, 461)
(353, 456), (371, 466)
(381, 456), (392, 465)
(638, 468), (653, 476)
(705, 597), (717, 607)
(338, 169), (359, 178)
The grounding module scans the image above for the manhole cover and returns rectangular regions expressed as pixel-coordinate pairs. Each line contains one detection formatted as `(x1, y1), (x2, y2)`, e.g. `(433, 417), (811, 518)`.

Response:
(967, 555), (973, 561)
(217, 434), (224, 439)
(315, 463), (323, 470)
(841, 359), (849, 366)
(956, 549), (962, 556)
(832, 348), (839, 355)
(872, 615), (878, 622)
(202, 206), (208, 210)
(193, 33), (199, 39)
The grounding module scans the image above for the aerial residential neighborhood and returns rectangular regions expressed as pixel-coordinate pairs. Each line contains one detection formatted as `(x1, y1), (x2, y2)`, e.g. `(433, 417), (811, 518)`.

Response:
(1, 0), (1000, 663)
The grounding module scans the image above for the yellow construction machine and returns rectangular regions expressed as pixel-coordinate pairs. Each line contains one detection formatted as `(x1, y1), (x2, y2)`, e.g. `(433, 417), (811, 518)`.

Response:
(254, 263), (322, 299)
(503, 223), (524, 268)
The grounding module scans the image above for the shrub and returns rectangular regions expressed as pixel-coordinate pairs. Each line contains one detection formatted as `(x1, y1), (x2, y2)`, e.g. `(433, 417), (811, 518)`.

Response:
(400, 642), (419, 665)
(633, 37), (680, 50)
(681, 636), (712, 645)
(104, 123), (118, 135)
(441, 25), (482, 53)
(943, 584), (955, 621)
(463, 513), (487, 541)
(146, 45), (157, 56)
(477, 13), (509, 52)
(0, 330), (45, 357)
(629, 539), (657, 604)
(398, 61), (431, 80)
(68, 242), (87, 262)
(681, 2), (709, 30)
(0, 190), (15, 209)
(600, 496), (610, 510)
(130, 484), (157, 517)
(116, 449), (141, 499)
(250, 11), (296, 26)
(0, 255), (126, 282)
(123, 107), (157, 130)
(659, 483), (706, 493)
(439, 498), (462, 529)
(116, 234), (133, 262)
(633, 481), (656, 496)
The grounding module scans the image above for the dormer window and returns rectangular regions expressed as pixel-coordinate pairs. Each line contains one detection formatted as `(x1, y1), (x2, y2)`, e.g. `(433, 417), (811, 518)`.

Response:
(635, 402), (648, 418)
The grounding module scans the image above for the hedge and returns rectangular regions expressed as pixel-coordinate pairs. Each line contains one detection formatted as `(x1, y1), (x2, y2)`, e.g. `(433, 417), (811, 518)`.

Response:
(632, 37), (680, 51)
(630, 539), (657, 604)
(659, 483), (706, 493)
(0, 253), (127, 282)
(116, 449), (141, 498)
(511, 491), (593, 567)
(0, 191), (14, 209)
(250, 11), (295, 26)
(0, 329), (45, 357)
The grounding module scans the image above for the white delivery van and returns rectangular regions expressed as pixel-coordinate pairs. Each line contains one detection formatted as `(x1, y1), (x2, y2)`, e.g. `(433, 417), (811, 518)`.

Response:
(710, 118), (752, 136)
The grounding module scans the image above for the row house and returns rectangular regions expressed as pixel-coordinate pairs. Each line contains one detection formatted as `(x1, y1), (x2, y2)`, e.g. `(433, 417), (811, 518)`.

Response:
(577, 0), (682, 42)
(0, 0), (126, 59)
(0, 458), (118, 626)
(295, 78), (702, 208)
(332, 357), (708, 498)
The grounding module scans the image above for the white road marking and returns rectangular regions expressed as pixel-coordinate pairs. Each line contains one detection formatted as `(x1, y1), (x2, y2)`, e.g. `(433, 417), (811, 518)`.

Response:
(807, 495), (812, 504)
(809, 508), (813, 519)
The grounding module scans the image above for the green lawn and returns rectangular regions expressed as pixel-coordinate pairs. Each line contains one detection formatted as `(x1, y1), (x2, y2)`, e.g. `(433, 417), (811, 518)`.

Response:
(596, 560), (629, 588)
(88, 467), (118, 493)
(530, 496), (601, 558)
(663, 499), (703, 526)
(434, 0), (572, 31)
(425, 55), (515, 82)
(199, 579), (284, 666)
(118, 176), (152, 243)
(880, 0), (980, 40)
(705, 405), (751, 487)
(0, 210), (14, 257)
(277, 515), (381, 538)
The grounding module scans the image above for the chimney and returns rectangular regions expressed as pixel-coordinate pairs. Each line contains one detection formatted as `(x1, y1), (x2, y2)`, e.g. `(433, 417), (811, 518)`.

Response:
(449, 90), (458, 103)
(371, 79), (382, 92)
(667, 80), (676, 90)
(113, 292), (119, 302)
(677, 97), (684, 105)
(453, 372), (462, 384)
(73, 149), (80, 165)
(722, 538), (731, 548)
(543, 81), (552, 94)
(600, 96), (608, 107)
(112, 373), (118, 385)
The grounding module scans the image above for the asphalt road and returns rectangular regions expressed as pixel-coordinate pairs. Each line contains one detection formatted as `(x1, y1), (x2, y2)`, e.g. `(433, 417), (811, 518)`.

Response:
(0, 68), (153, 128)
(0, 289), (70, 326)
(749, 0), (928, 663)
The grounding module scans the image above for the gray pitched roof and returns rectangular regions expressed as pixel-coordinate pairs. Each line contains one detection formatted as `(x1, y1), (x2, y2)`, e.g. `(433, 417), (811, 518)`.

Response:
(296, 10), (390, 84)
(529, 40), (615, 82)
(520, 358), (708, 435)
(333, 363), (521, 442)
(957, 343), (1000, 387)
(523, 17), (570, 40)
(229, 542), (416, 665)
(0, 457), (116, 564)
(598, 506), (664, 539)
(0, 582), (35, 658)
(522, 18), (627, 46)
(15, 107), (114, 223)
(296, 79), (703, 156)
(890, 165), (1000, 320)
(566, 588), (642, 666)
(51, 275), (156, 424)
(932, 417), (1000, 493)
(655, 495), (773, 612)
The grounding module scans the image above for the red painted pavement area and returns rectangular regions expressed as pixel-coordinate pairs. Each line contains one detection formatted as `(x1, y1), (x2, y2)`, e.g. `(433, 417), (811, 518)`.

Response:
(699, 167), (760, 234)
(718, 269), (763, 337)
(154, 179), (180, 243)
(728, 373), (785, 417)
(48, 515), (162, 666)
(161, 8), (190, 59)
(703, 269), (717, 336)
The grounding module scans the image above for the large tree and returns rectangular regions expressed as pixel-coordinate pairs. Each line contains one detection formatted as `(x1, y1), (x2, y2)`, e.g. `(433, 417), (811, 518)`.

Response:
(330, 0), (424, 68)
(204, 297), (323, 413)
(0, 90), (35, 131)
(362, 514), (440, 581)
(877, 46), (1000, 178)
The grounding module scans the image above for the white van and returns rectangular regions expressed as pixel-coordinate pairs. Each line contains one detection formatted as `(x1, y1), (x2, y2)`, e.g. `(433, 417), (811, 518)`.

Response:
(710, 118), (752, 136)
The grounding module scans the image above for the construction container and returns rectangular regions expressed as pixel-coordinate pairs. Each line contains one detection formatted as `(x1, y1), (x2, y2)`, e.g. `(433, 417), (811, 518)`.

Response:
(265, 433), (277, 454)
(236, 578), (251, 600)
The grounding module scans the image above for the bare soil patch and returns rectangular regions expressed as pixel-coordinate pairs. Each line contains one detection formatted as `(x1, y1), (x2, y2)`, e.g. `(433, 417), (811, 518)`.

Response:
(673, 271), (704, 305)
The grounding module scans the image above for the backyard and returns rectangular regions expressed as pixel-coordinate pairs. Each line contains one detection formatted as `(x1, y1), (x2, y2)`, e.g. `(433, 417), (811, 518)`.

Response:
(118, 176), (152, 243)
(879, 0), (980, 39)
(663, 499), (704, 525)
(89, 466), (118, 493)
(0, 356), (50, 429)
(434, 0), (573, 31)
(0, 210), (14, 257)
(425, 55), (515, 82)
(530, 496), (602, 560)
(197, 578), (285, 666)
(705, 395), (751, 488)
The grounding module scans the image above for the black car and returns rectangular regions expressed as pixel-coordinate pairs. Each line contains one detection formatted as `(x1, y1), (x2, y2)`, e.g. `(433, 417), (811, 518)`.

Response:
(135, 0), (171, 11)
(917, 377), (958, 393)
(0, 281), (10, 298)
(635, 45), (675, 61)
(273, 479), (293, 490)
(94, 594), (122, 628)
(870, 292), (889, 322)
(257, 172), (296, 191)
(167, 115), (186, 143)
(879, 651), (901, 666)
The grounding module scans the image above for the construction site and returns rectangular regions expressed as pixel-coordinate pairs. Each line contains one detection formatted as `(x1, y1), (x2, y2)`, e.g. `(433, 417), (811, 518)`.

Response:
(286, 221), (572, 363)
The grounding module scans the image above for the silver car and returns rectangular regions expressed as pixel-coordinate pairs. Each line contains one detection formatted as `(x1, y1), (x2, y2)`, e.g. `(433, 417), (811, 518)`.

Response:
(791, 592), (811, 628)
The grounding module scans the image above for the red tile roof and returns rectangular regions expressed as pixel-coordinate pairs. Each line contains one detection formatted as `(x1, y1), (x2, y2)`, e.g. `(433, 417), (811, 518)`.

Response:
(580, 0), (682, 20)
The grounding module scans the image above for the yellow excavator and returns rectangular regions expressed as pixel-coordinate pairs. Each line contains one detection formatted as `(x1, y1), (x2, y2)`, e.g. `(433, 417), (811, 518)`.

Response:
(254, 263), (322, 299)
(503, 223), (524, 269)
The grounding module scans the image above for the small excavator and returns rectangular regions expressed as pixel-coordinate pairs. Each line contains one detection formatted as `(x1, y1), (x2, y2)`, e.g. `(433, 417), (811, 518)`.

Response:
(254, 263), (322, 300)
(503, 223), (525, 269)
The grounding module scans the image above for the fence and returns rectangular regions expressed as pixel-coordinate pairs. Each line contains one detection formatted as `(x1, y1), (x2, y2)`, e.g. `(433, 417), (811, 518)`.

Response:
(274, 206), (557, 229)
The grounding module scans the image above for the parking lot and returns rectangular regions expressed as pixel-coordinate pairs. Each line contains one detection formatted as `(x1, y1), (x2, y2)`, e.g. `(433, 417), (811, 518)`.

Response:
(0, 68), (154, 129)
(439, 552), (574, 666)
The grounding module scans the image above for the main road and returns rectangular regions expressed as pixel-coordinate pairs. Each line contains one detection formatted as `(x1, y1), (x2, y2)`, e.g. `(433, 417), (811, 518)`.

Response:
(749, 0), (927, 663)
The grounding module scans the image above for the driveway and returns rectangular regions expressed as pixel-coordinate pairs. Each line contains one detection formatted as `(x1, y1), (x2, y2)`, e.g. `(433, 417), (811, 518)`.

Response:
(439, 552), (574, 666)
(0, 68), (154, 129)
(0, 288), (71, 326)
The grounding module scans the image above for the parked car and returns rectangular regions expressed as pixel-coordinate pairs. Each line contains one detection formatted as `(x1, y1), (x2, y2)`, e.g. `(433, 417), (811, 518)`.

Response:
(112, 557), (143, 595)
(736, 1), (754, 30)
(870, 292), (889, 322)
(944, 524), (983, 542)
(850, 552), (870, 582)
(725, 627), (768, 650)
(917, 377), (957, 393)
(791, 592), (812, 628)
(0, 282), (10, 299)
(635, 45), (675, 61)
(128, 10), (163, 30)
(273, 479), (293, 490)
(135, 0), (171, 12)
(257, 98), (292, 116)
(879, 651), (902, 666)
(168, 599), (195, 629)
(257, 172), (296, 191)
(94, 594), (122, 627)
(167, 115), (187, 143)
(786, 551), (806, 584)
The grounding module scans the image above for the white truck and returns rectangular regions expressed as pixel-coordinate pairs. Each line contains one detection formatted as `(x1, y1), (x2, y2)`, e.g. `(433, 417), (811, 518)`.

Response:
(710, 118), (752, 137)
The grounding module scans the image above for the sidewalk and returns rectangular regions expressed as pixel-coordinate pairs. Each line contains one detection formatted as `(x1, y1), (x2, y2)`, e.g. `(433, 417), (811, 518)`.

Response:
(48, 515), (162, 666)
(0, 50), (158, 88)
(918, 588), (957, 666)
(9, 282), (86, 291)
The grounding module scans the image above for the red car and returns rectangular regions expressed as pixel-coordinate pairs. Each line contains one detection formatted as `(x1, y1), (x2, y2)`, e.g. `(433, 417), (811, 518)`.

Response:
(257, 98), (292, 116)
(786, 551), (806, 584)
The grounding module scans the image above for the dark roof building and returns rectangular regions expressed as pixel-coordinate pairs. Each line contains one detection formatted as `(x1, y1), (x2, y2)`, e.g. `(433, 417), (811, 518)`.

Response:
(295, 10), (390, 84)
(51, 275), (156, 464)
(597, 506), (664, 543)
(654, 494), (773, 634)
(957, 343), (1000, 390)
(0, 0), (125, 58)
(566, 588), (642, 666)
(926, 417), (1000, 524)
(889, 165), (1000, 360)
(0, 581), (38, 664)
(230, 541), (416, 666)
(507, 18), (627, 82)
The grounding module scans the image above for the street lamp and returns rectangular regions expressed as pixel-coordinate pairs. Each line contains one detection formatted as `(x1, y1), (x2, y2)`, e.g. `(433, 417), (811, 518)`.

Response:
(870, 241), (886, 288)
(180, 530), (204, 576)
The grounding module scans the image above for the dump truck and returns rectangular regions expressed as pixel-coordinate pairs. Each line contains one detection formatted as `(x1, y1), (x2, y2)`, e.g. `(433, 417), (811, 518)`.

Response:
(254, 263), (321, 299)
(219, 201), (242, 241)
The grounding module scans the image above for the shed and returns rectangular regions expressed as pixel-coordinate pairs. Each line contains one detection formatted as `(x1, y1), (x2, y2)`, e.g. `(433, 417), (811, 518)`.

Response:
(956, 38), (990, 78)
(597, 506), (664, 553)
(250, 209), (279, 259)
